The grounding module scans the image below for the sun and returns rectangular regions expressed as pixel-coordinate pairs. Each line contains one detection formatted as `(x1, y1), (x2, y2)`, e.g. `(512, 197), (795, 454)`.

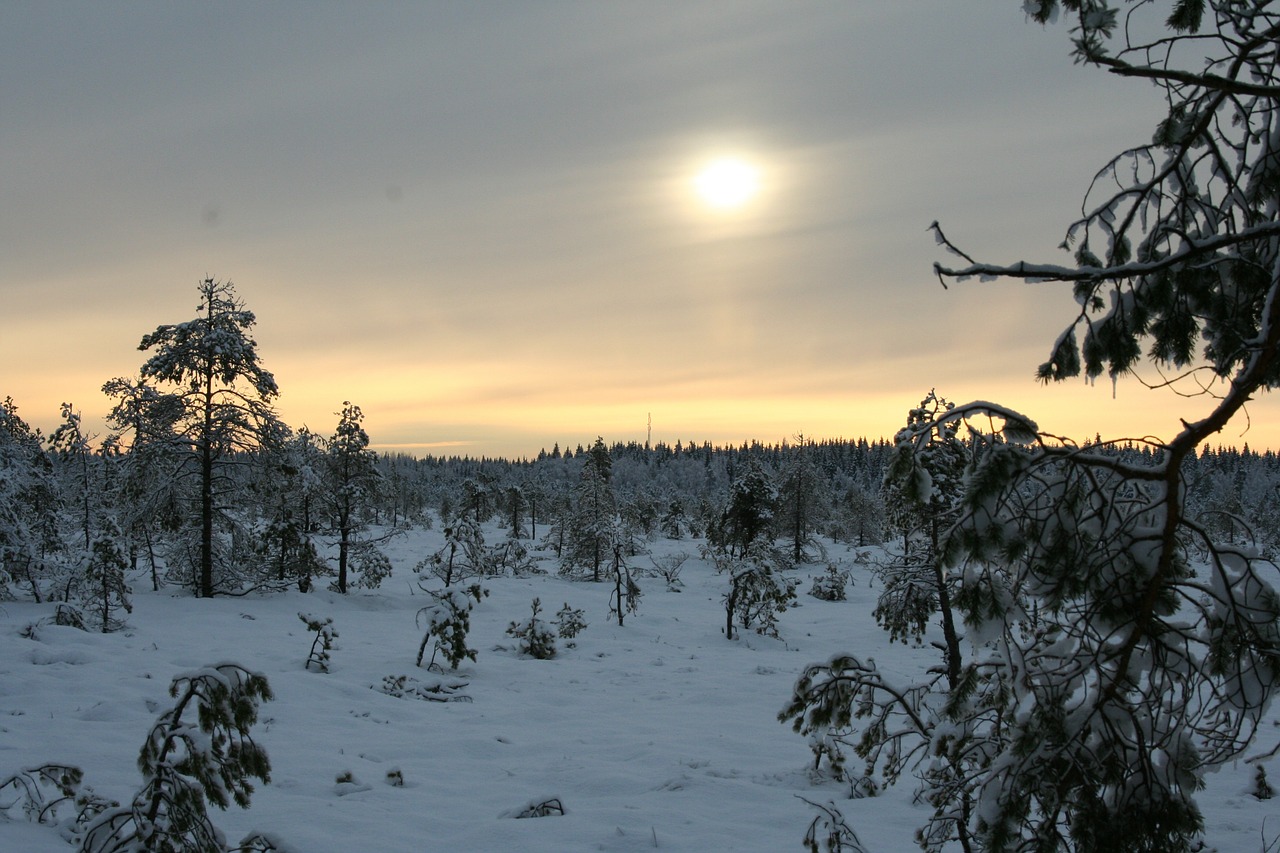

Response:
(694, 158), (761, 208)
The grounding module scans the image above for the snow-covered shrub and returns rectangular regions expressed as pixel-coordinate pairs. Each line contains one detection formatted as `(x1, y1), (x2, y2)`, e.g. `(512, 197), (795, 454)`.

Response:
(1252, 765), (1275, 801)
(415, 583), (487, 670)
(2, 763), (115, 847)
(376, 674), (469, 703)
(706, 541), (797, 640)
(501, 796), (565, 818)
(415, 515), (489, 586)
(340, 540), (393, 591)
(80, 663), (273, 853)
(649, 552), (688, 592)
(488, 535), (538, 577)
(608, 545), (641, 627)
(808, 564), (850, 602)
(798, 797), (867, 853)
(553, 603), (587, 640)
(57, 603), (87, 629)
(233, 831), (300, 852)
(506, 597), (557, 659)
(299, 613), (337, 673)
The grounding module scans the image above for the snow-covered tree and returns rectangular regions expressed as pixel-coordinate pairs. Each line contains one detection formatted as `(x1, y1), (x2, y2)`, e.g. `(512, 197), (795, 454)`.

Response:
(106, 278), (285, 597)
(48, 402), (99, 553)
(0, 397), (58, 601)
(322, 402), (389, 592)
(417, 513), (489, 586)
(788, 5), (1280, 850)
(560, 437), (615, 581)
(81, 663), (273, 853)
(256, 429), (328, 592)
(777, 436), (829, 563)
(415, 583), (487, 671)
(81, 519), (131, 633)
(715, 459), (776, 557)
(99, 378), (187, 592)
(506, 597), (557, 659)
(607, 537), (641, 627)
(708, 539), (796, 640)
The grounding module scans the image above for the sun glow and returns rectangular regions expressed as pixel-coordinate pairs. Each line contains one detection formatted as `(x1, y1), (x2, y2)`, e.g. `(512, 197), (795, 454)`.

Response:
(694, 158), (761, 208)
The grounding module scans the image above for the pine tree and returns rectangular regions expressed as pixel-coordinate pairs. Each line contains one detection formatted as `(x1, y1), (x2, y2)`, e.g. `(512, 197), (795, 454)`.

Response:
(256, 429), (328, 592)
(777, 435), (829, 563)
(81, 519), (131, 633)
(322, 402), (388, 592)
(784, 4), (1280, 850)
(80, 664), (272, 853)
(106, 278), (285, 597)
(717, 459), (776, 557)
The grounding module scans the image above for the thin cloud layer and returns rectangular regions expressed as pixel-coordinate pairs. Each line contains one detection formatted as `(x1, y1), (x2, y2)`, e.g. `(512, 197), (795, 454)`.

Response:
(3, 3), (1269, 456)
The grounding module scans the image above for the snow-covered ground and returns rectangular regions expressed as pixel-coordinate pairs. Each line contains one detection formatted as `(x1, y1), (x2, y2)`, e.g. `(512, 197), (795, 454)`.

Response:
(2, 526), (1276, 852)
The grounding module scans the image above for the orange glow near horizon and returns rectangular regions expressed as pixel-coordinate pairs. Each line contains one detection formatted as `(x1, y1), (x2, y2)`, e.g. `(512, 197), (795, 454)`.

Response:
(9, 348), (1280, 461)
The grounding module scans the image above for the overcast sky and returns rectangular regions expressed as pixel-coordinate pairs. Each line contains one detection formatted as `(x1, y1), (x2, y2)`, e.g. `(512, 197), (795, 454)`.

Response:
(4, 2), (1273, 457)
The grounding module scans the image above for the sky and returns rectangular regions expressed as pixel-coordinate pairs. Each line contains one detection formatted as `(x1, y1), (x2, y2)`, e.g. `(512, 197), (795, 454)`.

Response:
(4, 2), (1277, 458)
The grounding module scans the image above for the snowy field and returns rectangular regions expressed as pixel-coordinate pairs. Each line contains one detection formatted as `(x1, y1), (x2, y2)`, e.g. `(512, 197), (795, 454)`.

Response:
(2, 525), (1277, 852)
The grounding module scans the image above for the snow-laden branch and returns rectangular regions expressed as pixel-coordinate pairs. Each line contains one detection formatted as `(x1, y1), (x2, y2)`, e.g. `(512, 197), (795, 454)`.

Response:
(930, 219), (1280, 286)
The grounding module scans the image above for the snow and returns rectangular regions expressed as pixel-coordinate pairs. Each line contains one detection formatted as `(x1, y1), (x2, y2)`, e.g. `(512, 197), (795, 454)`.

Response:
(1, 524), (1277, 851)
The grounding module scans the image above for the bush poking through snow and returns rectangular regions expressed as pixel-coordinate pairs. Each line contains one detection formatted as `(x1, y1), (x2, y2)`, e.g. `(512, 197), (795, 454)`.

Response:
(1252, 764), (1275, 800)
(299, 613), (337, 673)
(809, 564), (850, 602)
(649, 552), (689, 591)
(0, 763), (115, 841)
(233, 831), (301, 852)
(500, 796), (565, 819)
(0, 764), (81, 824)
(506, 598), (557, 659)
(706, 542), (798, 640)
(415, 583), (487, 671)
(377, 674), (470, 703)
(553, 603), (587, 640)
(56, 603), (87, 631)
(797, 797), (867, 853)
(79, 663), (274, 853)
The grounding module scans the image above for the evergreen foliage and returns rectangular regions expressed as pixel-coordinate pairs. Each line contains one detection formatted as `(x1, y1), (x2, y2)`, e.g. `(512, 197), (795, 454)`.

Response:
(560, 438), (616, 581)
(785, 3), (1280, 849)
(416, 514), (488, 586)
(506, 597), (557, 659)
(0, 396), (57, 601)
(777, 435), (829, 563)
(716, 459), (777, 557)
(415, 583), (488, 670)
(553, 602), (587, 640)
(808, 564), (849, 602)
(81, 519), (132, 633)
(0, 763), (113, 842)
(299, 613), (337, 673)
(707, 540), (797, 640)
(104, 278), (285, 597)
(323, 402), (389, 593)
(80, 663), (273, 853)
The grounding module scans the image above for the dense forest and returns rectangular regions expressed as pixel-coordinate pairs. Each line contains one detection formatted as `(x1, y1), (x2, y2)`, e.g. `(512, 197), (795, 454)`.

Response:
(4, 380), (1278, 610)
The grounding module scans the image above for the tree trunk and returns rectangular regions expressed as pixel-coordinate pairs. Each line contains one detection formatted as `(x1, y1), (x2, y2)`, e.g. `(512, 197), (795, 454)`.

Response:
(200, 437), (214, 598)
